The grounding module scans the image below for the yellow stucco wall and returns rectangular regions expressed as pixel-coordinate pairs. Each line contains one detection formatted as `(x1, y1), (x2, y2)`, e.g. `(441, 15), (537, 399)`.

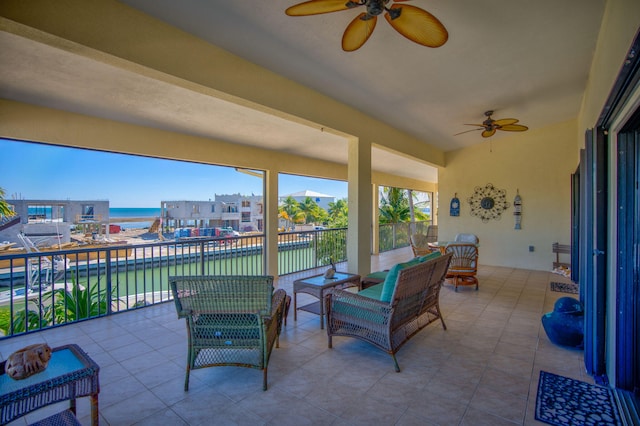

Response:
(438, 120), (578, 270)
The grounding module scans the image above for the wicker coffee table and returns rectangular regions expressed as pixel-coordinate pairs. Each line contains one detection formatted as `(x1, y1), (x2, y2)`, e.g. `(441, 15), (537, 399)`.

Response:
(0, 344), (100, 425)
(294, 272), (361, 329)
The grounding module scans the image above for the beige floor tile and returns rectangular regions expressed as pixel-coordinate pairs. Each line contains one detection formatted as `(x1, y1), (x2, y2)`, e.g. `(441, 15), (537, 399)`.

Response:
(1, 248), (596, 425)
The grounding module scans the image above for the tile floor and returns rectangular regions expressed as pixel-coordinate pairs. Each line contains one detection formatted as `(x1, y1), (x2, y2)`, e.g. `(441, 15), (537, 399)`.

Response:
(2, 247), (587, 425)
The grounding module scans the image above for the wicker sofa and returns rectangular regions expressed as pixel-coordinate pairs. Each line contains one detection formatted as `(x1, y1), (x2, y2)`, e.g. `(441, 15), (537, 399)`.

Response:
(325, 252), (453, 372)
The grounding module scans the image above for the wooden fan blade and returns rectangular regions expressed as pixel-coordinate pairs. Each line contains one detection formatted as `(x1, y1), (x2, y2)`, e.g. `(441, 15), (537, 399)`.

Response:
(482, 129), (497, 138)
(493, 118), (519, 126)
(384, 4), (448, 48)
(454, 128), (483, 136)
(286, 0), (356, 16)
(498, 124), (528, 132)
(342, 13), (377, 52)
(463, 123), (484, 127)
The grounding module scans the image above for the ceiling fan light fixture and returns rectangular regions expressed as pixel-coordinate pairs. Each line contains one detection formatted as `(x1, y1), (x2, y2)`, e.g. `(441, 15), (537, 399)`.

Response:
(285, 0), (448, 51)
(454, 110), (529, 138)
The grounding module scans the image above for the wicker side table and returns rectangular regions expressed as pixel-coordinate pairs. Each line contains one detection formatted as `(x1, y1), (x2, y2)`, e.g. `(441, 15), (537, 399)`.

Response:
(293, 272), (361, 329)
(0, 344), (100, 425)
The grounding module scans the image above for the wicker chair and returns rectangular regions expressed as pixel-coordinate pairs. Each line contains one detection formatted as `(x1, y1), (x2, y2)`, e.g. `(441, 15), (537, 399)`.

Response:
(410, 226), (438, 257)
(325, 253), (453, 372)
(454, 233), (479, 244)
(425, 225), (438, 243)
(410, 234), (432, 257)
(170, 275), (287, 391)
(444, 243), (479, 291)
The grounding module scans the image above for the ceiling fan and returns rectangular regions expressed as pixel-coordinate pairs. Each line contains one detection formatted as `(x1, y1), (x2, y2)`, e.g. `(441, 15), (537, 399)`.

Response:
(285, 0), (448, 52)
(455, 111), (529, 138)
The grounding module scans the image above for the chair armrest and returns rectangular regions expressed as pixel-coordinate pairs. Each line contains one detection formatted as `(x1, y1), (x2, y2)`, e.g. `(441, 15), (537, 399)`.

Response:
(172, 294), (192, 318)
(268, 289), (287, 320)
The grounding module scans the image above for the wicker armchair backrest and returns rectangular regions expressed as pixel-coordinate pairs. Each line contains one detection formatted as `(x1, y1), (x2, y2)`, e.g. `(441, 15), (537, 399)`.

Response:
(390, 252), (452, 326)
(445, 243), (478, 271)
(170, 275), (274, 316)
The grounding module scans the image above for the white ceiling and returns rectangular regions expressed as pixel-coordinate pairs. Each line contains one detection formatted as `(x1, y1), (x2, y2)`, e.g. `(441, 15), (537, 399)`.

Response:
(0, 0), (606, 183)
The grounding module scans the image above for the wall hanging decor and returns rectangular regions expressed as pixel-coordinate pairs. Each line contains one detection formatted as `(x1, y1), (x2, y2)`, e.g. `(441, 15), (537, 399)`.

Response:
(514, 189), (522, 229)
(467, 183), (510, 222)
(450, 193), (460, 216)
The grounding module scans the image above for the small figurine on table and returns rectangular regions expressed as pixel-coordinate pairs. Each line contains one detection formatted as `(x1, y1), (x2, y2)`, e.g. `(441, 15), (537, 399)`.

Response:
(324, 257), (337, 279)
(5, 343), (52, 380)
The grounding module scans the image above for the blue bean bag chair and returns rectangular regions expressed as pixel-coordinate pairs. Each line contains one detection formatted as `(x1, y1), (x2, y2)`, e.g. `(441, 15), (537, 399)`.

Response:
(541, 297), (584, 348)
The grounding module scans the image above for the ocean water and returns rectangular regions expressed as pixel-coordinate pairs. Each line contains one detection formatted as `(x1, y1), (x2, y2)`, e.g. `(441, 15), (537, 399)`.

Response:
(109, 208), (161, 218)
(109, 207), (161, 230)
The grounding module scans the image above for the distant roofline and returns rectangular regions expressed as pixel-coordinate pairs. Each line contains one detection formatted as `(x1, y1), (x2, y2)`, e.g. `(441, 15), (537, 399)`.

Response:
(281, 190), (334, 199)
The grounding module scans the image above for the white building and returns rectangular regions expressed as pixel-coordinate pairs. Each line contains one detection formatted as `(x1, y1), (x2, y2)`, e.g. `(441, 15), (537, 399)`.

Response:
(161, 194), (263, 232)
(279, 190), (335, 211)
(1, 199), (110, 246)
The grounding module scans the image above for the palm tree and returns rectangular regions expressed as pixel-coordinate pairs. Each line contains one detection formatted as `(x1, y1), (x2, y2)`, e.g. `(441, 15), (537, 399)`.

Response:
(279, 196), (305, 227)
(407, 189), (415, 222)
(406, 189), (432, 232)
(298, 196), (324, 224)
(328, 198), (348, 228)
(379, 187), (410, 224)
(280, 196), (299, 217)
(0, 187), (15, 217)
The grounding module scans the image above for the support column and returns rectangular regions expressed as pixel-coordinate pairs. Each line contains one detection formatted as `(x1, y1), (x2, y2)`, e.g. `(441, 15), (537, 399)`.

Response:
(432, 186), (438, 225)
(347, 137), (372, 276)
(264, 169), (279, 277)
(371, 183), (380, 255)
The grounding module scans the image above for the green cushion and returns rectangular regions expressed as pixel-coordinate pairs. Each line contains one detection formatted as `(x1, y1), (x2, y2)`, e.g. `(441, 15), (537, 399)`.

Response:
(358, 283), (384, 300)
(364, 270), (389, 281)
(418, 251), (441, 263)
(379, 253), (442, 303)
(405, 257), (423, 266)
(380, 262), (408, 302)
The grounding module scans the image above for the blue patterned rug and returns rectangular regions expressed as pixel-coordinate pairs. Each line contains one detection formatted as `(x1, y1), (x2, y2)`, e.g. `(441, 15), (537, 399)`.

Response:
(536, 371), (622, 425)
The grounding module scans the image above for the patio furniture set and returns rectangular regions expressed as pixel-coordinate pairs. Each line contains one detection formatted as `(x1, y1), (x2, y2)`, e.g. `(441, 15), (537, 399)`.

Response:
(1, 233), (475, 423)
(156, 230), (475, 395)
(169, 247), (457, 391)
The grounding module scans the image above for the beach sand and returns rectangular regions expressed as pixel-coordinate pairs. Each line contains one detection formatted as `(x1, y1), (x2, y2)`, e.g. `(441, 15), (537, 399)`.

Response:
(71, 227), (165, 246)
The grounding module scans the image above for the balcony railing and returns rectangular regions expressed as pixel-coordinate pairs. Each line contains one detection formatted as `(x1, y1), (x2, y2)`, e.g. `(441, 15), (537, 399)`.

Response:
(0, 222), (432, 338)
(378, 220), (432, 252)
(0, 228), (347, 338)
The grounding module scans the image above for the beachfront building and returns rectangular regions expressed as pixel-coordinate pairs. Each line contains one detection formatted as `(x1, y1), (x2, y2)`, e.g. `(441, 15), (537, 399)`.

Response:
(161, 194), (263, 232)
(0, 199), (109, 246)
(280, 190), (335, 211)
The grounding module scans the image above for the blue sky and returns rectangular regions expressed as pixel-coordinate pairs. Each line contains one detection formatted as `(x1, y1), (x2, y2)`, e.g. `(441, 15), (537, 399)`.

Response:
(0, 139), (348, 207)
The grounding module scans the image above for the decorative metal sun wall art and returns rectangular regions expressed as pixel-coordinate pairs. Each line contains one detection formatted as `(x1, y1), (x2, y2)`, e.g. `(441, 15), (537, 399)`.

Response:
(467, 183), (510, 222)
